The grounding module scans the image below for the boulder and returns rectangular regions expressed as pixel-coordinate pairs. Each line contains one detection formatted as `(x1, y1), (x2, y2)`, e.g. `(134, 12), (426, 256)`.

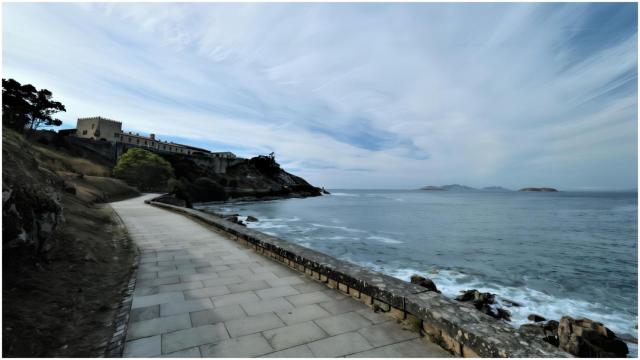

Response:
(520, 320), (559, 346)
(558, 316), (628, 357)
(455, 289), (511, 321)
(63, 183), (76, 195)
(246, 215), (259, 222)
(528, 314), (547, 322)
(409, 275), (440, 293)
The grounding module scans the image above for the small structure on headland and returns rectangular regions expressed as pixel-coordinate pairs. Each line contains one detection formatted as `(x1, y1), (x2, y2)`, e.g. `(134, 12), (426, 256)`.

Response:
(67, 116), (236, 159)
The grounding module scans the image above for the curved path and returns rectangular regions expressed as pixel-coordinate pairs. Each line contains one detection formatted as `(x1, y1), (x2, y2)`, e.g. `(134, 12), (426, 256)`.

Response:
(112, 194), (451, 358)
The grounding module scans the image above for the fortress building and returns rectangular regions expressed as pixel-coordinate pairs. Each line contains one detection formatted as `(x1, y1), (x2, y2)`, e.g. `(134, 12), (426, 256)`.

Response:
(71, 117), (236, 159)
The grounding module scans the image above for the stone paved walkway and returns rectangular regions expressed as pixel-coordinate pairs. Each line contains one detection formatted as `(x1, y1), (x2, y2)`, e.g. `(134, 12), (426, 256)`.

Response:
(111, 194), (451, 358)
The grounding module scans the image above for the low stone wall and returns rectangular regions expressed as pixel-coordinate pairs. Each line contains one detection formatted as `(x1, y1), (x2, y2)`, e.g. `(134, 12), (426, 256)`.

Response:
(146, 199), (571, 358)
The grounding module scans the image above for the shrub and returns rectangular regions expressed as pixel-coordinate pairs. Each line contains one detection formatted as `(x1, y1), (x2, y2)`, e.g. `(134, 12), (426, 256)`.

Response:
(113, 148), (174, 191)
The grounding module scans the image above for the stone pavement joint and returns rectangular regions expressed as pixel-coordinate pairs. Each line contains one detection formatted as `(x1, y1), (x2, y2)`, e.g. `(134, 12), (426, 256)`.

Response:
(112, 194), (451, 358)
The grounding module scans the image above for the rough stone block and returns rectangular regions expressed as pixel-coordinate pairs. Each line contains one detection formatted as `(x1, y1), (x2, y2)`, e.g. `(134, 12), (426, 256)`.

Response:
(373, 298), (390, 312)
(320, 274), (328, 282)
(348, 288), (361, 299)
(463, 345), (480, 358)
(327, 279), (338, 289)
(390, 306), (405, 320)
(360, 293), (373, 306)
(441, 331), (462, 356)
(422, 322), (441, 338)
(338, 283), (349, 294)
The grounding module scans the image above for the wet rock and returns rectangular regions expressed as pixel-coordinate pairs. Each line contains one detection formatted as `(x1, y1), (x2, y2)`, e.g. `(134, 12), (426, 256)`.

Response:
(558, 316), (628, 357)
(246, 215), (258, 222)
(455, 289), (511, 321)
(520, 320), (559, 346)
(528, 314), (547, 322)
(63, 183), (76, 194)
(410, 274), (440, 293)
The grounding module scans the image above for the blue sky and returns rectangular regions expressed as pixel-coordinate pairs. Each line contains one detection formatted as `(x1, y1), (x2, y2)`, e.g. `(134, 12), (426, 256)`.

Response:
(3, 3), (637, 190)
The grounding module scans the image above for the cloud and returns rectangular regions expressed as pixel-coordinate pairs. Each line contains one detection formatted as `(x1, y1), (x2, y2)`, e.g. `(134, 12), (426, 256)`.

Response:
(3, 3), (637, 189)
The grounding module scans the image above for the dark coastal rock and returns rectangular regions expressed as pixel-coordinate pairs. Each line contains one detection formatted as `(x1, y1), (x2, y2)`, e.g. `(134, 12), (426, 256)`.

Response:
(409, 274), (440, 293)
(518, 187), (559, 192)
(455, 289), (512, 321)
(528, 314), (547, 322)
(420, 185), (446, 191)
(321, 187), (331, 195)
(558, 316), (628, 357)
(520, 320), (559, 346)
(246, 215), (258, 222)
(63, 183), (76, 194)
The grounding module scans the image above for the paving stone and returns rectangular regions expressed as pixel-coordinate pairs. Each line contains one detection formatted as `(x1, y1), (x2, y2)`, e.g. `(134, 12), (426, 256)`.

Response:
(216, 268), (254, 279)
(275, 304), (331, 325)
(134, 286), (159, 297)
(262, 321), (327, 351)
(225, 312), (285, 338)
(319, 298), (368, 315)
(157, 281), (204, 293)
(159, 347), (202, 357)
(241, 297), (295, 316)
(160, 298), (214, 316)
(293, 282), (326, 293)
(256, 286), (299, 300)
(158, 268), (197, 278)
(162, 323), (229, 354)
(228, 280), (271, 293)
(242, 272), (279, 282)
(201, 276), (243, 287)
(190, 304), (247, 327)
(137, 272), (158, 280)
(261, 344), (314, 358)
(357, 322), (419, 348)
(356, 309), (393, 324)
(123, 335), (161, 357)
(266, 276), (305, 287)
(308, 331), (373, 357)
(136, 276), (180, 288)
(212, 291), (260, 307)
(183, 285), (230, 300)
(315, 311), (373, 336)
(130, 304), (160, 323)
(126, 313), (191, 340)
(286, 291), (333, 306)
(347, 338), (451, 358)
(200, 333), (274, 357)
(132, 291), (184, 309)
(180, 272), (221, 283)
(271, 267), (300, 278)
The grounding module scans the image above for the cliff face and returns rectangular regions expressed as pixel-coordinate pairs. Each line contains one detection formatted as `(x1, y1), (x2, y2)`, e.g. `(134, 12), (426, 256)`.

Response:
(162, 153), (322, 204)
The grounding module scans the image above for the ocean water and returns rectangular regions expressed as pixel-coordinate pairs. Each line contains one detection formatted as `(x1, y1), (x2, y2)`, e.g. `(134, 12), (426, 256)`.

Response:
(198, 189), (638, 349)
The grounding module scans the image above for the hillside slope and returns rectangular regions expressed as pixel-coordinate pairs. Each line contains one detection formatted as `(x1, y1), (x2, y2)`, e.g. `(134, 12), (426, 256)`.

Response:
(3, 129), (139, 356)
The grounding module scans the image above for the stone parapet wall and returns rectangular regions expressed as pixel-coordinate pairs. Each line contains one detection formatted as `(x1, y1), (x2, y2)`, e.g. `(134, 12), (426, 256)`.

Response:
(146, 198), (572, 358)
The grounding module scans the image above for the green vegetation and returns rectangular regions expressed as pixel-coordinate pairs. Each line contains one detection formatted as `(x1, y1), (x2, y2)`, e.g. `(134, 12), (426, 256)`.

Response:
(2, 78), (66, 134)
(113, 147), (174, 191)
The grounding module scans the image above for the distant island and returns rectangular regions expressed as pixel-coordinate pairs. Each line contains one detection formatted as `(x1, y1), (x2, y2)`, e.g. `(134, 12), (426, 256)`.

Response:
(518, 187), (559, 192)
(420, 184), (512, 192)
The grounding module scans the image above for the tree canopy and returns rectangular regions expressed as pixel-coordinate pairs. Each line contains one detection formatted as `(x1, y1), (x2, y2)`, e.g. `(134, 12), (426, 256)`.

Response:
(113, 148), (174, 191)
(2, 78), (66, 133)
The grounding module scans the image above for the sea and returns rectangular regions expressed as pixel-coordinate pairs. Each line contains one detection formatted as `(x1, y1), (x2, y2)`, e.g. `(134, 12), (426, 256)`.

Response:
(198, 189), (638, 354)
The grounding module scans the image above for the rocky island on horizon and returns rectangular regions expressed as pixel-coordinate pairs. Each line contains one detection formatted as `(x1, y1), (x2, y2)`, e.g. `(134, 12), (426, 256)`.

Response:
(420, 184), (512, 192)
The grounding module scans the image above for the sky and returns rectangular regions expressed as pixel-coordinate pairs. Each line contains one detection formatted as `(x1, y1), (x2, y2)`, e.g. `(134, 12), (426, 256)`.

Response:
(3, 3), (638, 190)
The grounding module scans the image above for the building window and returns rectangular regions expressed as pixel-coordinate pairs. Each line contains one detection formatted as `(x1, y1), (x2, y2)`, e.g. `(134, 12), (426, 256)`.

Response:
(82, 130), (88, 135)
(144, 141), (147, 145)
(91, 124), (95, 129)
(128, 137), (131, 142)
(136, 139), (139, 144)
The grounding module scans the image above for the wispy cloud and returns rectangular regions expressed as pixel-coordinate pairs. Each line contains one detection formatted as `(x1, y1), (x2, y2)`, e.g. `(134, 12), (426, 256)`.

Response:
(3, 3), (637, 189)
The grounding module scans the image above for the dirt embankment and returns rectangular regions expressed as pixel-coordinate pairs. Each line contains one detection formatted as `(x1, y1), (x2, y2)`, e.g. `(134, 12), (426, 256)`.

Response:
(2, 129), (139, 357)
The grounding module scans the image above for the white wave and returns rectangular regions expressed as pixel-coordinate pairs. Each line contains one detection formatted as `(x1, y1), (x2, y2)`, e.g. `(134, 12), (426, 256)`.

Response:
(359, 263), (637, 344)
(367, 235), (403, 244)
(311, 223), (366, 233)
